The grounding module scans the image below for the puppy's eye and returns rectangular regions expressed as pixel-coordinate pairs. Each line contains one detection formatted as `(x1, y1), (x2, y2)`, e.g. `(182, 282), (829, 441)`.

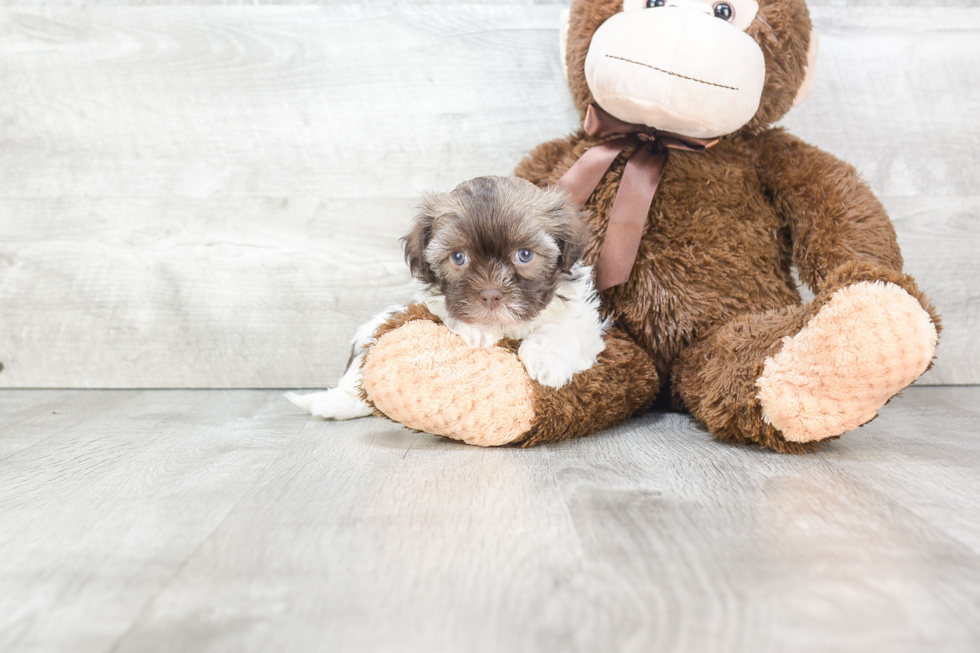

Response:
(451, 252), (468, 266)
(515, 249), (534, 264)
(713, 2), (734, 20)
(646, 0), (665, 7)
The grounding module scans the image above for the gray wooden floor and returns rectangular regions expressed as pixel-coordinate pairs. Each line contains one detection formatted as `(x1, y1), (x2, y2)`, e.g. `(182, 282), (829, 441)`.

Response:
(1, 387), (978, 653)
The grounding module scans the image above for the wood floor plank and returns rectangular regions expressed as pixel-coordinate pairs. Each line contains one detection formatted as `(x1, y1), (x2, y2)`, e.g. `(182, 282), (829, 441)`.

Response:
(0, 391), (143, 461)
(10, 387), (956, 653)
(0, 391), (307, 653)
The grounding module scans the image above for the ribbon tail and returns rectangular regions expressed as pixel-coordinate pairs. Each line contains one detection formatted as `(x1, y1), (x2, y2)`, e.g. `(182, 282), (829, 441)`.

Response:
(555, 138), (631, 208)
(584, 104), (642, 139)
(595, 144), (668, 292)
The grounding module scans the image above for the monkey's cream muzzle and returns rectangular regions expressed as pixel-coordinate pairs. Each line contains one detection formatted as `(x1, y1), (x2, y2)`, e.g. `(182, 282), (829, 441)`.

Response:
(584, 6), (766, 139)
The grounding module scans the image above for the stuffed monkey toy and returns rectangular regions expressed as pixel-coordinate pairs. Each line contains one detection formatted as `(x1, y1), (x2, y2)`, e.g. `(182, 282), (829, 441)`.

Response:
(358, 0), (940, 453)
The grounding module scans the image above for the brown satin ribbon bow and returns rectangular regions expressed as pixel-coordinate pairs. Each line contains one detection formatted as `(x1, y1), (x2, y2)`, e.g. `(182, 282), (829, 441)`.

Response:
(556, 104), (719, 291)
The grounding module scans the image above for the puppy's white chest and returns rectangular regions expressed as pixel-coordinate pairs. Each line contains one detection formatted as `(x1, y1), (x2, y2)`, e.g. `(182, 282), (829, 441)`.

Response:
(417, 265), (607, 388)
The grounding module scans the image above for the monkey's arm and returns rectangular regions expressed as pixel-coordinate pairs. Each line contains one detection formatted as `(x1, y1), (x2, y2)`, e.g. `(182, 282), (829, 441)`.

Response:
(514, 132), (585, 187)
(734, 128), (939, 448)
(753, 128), (904, 293)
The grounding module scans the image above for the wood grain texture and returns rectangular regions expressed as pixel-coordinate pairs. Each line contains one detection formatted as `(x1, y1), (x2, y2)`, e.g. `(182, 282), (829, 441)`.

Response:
(4, 1), (972, 6)
(0, 390), (308, 653)
(0, 387), (977, 652)
(0, 6), (977, 387)
(0, 197), (421, 388)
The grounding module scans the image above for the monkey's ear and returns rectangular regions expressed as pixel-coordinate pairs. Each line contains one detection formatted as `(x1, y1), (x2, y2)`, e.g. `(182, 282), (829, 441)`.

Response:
(793, 32), (819, 107)
(559, 8), (570, 81)
(402, 194), (440, 285)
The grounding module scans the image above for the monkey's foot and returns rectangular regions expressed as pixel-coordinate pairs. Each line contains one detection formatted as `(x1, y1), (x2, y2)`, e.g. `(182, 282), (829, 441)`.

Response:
(361, 319), (536, 447)
(756, 281), (938, 443)
(358, 305), (659, 447)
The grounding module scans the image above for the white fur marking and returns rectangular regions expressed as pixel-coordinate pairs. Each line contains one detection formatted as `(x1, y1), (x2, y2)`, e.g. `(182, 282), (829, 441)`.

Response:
(420, 263), (608, 388)
(286, 303), (404, 420)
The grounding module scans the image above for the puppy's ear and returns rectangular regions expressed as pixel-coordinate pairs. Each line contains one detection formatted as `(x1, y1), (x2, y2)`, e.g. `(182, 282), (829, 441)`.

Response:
(402, 193), (440, 285)
(543, 187), (589, 273)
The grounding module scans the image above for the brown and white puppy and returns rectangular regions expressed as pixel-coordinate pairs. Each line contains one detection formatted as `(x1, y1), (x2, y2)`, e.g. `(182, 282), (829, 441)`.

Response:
(407, 176), (600, 349)
(287, 176), (608, 420)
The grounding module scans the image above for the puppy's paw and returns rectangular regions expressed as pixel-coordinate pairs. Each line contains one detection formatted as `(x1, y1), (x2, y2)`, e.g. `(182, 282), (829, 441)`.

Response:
(450, 321), (501, 349)
(285, 390), (373, 421)
(518, 339), (577, 389)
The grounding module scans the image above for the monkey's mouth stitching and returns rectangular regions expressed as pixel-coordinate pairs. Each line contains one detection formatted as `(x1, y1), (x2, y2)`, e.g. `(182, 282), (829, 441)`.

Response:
(606, 55), (738, 91)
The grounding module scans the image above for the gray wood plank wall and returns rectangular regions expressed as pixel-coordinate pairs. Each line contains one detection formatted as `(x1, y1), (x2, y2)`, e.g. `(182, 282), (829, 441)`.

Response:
(0, 3), (977, 389)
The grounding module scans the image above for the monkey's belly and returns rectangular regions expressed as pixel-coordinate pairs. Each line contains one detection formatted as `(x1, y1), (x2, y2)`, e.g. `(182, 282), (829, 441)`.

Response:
(597, 227), (802, 376)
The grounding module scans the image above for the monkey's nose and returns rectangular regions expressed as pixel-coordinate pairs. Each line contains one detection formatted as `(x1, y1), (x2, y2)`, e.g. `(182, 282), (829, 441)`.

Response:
(479, 289), (504, 309)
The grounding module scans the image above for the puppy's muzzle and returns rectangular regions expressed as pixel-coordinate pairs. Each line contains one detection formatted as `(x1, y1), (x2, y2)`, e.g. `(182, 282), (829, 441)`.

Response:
(479, 289), (504, 309)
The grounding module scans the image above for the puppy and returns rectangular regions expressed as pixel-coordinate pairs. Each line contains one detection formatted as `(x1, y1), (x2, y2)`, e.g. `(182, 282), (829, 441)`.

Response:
(287, 176), (607, 420)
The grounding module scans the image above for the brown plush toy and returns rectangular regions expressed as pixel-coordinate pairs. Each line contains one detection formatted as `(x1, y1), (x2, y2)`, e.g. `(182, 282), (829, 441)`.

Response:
(359, 0), (940, 453)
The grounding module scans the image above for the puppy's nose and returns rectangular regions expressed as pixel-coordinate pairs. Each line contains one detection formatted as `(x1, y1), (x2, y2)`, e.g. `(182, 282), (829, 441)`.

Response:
(480, 289), (503, 309)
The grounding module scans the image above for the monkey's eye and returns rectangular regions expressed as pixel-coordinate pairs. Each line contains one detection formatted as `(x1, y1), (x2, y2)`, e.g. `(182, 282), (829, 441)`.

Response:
(515, 249), (534, 264)
(646, 0), (665, 7)
(713, 2), (734, 20)
(451, 252), (468, 266)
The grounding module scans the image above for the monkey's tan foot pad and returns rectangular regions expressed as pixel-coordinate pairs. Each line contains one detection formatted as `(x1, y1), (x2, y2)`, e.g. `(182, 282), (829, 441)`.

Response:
(756, 281), (938, 444)
(361, 319), (534, 447)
